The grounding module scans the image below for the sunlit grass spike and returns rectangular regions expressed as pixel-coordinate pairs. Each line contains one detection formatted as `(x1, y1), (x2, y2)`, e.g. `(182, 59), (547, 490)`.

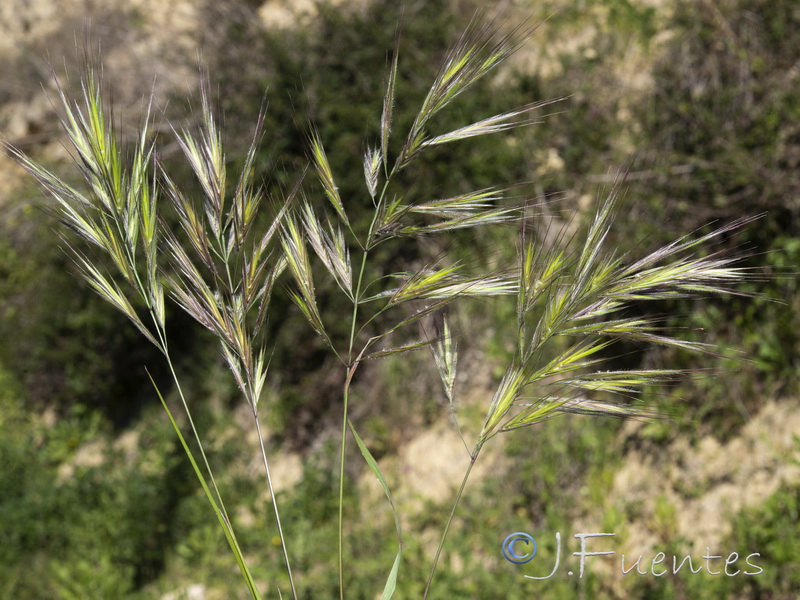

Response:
(310, 130), (349, 227)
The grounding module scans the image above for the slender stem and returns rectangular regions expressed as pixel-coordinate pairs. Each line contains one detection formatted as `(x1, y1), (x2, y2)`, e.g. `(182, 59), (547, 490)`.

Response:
(156, 340), (263, 596)
(253, 406), (298, 599)
(339, 363), (359, 600)
(337, 247), (370, 600)
(348, 251), (369, 360)
(422, 440), (485, 600)
(162, 348), (229, 521)
(338, 177), (390, 598)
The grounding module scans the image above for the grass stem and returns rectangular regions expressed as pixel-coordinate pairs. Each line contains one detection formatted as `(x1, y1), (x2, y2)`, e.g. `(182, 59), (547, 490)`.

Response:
(422, 440), (484, 600)
(338, 363), (360, 600)
(253, 407), (297, 599)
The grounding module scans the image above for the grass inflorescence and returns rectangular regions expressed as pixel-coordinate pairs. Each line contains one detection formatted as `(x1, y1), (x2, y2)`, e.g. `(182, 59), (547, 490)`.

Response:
(6, 13), (760, 600)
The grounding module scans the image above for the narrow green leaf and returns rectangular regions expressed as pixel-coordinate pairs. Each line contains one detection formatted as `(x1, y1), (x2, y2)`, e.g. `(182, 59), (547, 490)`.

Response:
(147, 372), (262, 600)
(348, 421), (402, 600)
(381, 551), (402, 600)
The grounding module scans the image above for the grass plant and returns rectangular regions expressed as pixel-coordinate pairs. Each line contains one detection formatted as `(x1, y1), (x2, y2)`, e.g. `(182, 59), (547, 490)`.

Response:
(7, 13), (759, 599)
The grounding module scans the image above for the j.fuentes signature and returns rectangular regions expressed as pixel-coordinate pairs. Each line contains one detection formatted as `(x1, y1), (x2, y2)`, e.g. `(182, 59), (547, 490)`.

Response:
(502, 532), (763, 579)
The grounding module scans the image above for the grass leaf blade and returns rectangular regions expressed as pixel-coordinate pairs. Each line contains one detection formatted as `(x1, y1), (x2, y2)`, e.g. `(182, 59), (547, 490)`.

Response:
(348, 420), (403, 600)
(146, 371), (262, 600)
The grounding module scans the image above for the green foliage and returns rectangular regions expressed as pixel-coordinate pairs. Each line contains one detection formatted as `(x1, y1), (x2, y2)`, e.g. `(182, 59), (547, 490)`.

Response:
(0, 393), (192, 599)
(503, 414), (621, 530)
(642, 0), (800, 214)
(0, 210), (161, 423)
(726, 481), (800, 598)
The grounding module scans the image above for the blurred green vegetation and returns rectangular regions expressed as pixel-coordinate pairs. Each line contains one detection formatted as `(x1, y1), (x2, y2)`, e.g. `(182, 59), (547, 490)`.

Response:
(0, 0), (797, 597)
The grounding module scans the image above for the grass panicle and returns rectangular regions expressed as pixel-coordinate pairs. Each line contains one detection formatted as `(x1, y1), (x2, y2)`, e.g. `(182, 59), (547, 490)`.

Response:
(7, 70), (275, 597)
(397, 15), (541, 170)
(8, 12), (761, 600)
